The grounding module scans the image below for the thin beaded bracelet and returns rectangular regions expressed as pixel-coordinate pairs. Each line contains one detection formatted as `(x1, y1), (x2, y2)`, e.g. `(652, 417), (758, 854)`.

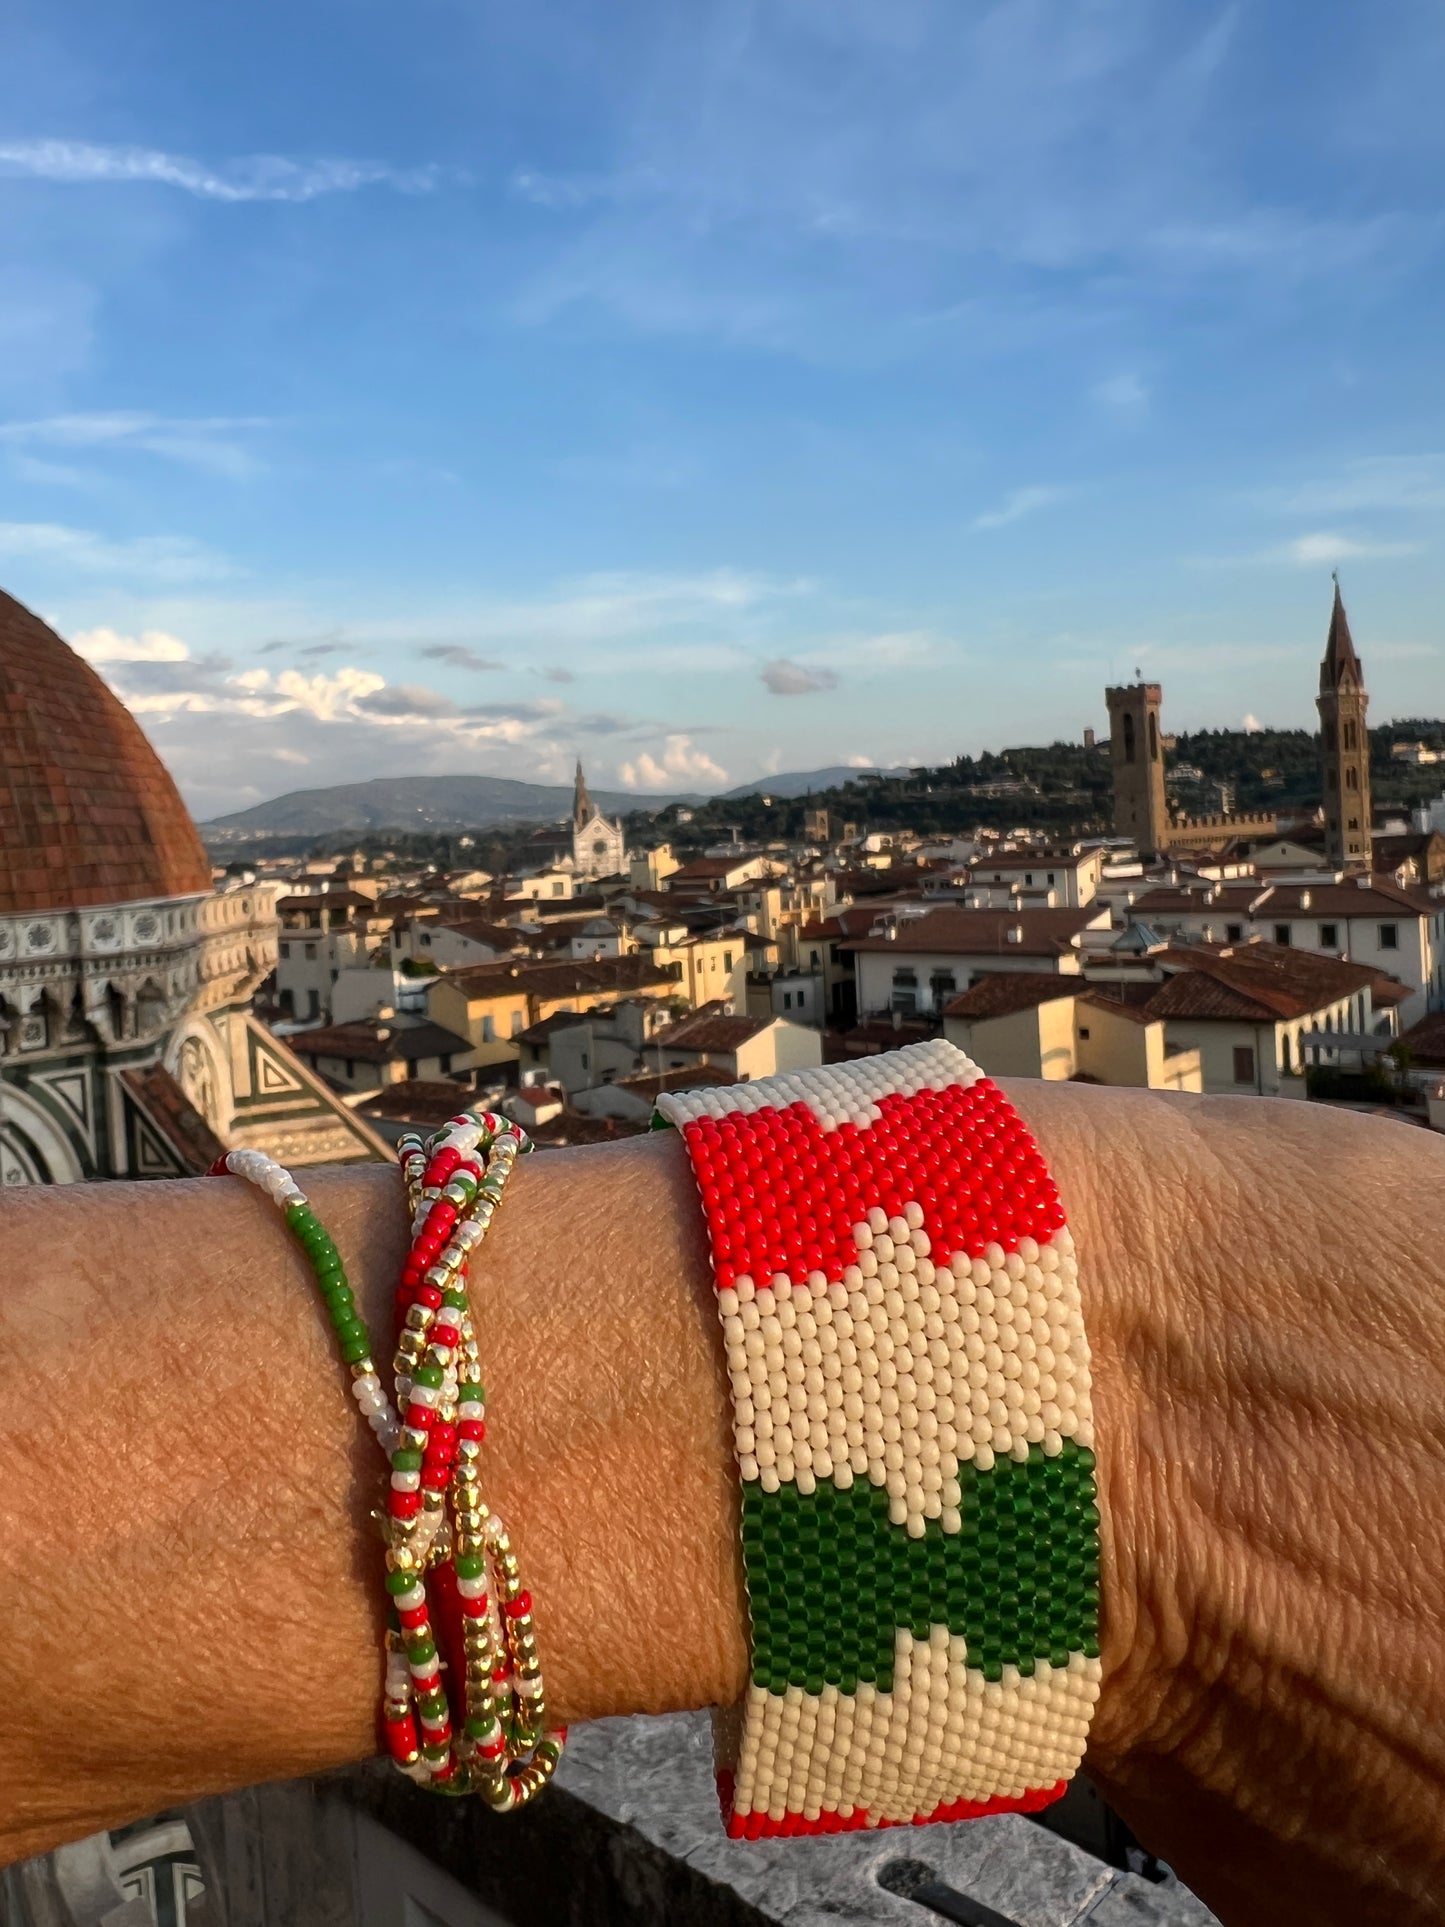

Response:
(211, 1112), (564, 1809)
(654, 1039), (1101, 1838)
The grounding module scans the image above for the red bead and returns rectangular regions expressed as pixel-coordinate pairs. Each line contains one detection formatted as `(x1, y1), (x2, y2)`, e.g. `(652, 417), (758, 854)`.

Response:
(389, 1489), (422, 1519)
(504, 1590), (531, 1619)
(398, 1604), (429, 1631)
(459, 1418), (486, 1442)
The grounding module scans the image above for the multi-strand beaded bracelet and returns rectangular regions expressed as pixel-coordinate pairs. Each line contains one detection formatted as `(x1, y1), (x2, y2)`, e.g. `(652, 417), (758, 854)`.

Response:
(210, 1111), (564, 1809)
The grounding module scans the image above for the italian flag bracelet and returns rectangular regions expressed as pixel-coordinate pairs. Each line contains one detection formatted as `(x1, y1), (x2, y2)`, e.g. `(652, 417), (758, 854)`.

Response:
(210, 1110), (564, 1810)
(653, 1039), (1101, 1838)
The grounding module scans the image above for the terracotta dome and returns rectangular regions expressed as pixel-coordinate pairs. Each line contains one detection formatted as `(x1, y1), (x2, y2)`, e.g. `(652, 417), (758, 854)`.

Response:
(0, 587), (212, 915)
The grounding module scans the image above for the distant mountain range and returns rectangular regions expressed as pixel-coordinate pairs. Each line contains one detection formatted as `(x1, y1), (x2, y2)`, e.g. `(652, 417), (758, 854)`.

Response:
(201, 765), (903, 839)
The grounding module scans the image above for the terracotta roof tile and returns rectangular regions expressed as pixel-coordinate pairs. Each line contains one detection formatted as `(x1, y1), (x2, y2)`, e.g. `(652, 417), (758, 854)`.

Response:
(0, 588), (211, 913)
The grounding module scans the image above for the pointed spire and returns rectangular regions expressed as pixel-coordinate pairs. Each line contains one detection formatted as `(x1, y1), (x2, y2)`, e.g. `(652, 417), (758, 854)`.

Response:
(573, 758), (592, 828)
(1321, 574), (1363, 691)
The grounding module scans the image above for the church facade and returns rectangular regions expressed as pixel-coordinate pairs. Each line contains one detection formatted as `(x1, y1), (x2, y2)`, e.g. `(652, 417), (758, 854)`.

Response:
(570, 762), (626, 879)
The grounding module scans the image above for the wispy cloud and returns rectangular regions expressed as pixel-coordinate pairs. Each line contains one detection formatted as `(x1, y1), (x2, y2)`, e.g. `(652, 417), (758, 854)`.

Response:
(760, 657), (839, 696)
(971, 485), (1067, 532)
(0, 138), (445, 203)
(1091, 373), (1150, 416)
(1189, 529), (1423, 569)
(1270, 455), (1445, 517)
(418, 643), (503, 672)
(0, 412), (269, 479)
(0, 520), (231, 582)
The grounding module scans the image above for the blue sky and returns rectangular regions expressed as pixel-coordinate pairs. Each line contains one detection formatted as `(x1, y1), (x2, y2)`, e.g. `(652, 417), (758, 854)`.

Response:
(2, 0), (1445, 816)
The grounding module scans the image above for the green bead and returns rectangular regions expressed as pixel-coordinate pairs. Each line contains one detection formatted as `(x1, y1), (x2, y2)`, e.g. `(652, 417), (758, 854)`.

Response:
(412, 1364), (444, 1390)
(393, 1448), (423, 1472)
(458, 1382), (484, 1404)
(385, 1570), (415, 1595)
(455, 1553), (484, 1581)
(340, 1334), (370, 1364)
(407, 1638), (437, 1665)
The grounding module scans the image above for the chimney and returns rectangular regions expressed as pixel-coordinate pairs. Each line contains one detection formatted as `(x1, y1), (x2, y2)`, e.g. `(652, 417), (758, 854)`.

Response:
(377, 1005), (394, 1021)
(1356, 874), (1372, 889)
(1006, 924), (1023, 945)
(1299, 889), (1311, 911)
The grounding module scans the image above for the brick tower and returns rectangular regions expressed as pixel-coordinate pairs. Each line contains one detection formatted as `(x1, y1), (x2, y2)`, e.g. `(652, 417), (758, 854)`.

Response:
(1106, 679), (1169, 858)
(1318, 579), (1372, 872)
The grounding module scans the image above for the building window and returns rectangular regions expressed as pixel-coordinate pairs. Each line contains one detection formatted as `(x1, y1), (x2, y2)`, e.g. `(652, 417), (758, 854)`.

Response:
(551, 882), (564, 897)
(421, 932), (432, 946)
(723, 951), (734, 971)
(280, 942), (291, 959)
(782, 991), (792, 1009)
(1282, 1032), (1293, 1072)
(511, 1010), (524, 1035)
(1232, 1045), (1256, 1085)
(441, 1054), (452, 1075)
(1320, 923), (1338, 948)
(482, 1015), (496, 1042)
(1226, 923), (1244, 942)
(810, 949), (820, 967)
(1149, 712), (1160, 761)
(1379, 923), (1399, 949)
(1122, 712), (1136, 764)
(579, 1051), (589, 1070)
(1047, 872), (1056, 886)
(305, 942), (317, 960)
(1273, 924), (1291, 946)
(1344, 721), (1357, 751)
(345, 1058), (354, 1078)
(1077, 1026), (1091, 1041)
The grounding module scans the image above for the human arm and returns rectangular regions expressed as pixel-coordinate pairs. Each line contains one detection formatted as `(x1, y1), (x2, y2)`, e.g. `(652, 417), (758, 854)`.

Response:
(1, 1081), (1442, 1924)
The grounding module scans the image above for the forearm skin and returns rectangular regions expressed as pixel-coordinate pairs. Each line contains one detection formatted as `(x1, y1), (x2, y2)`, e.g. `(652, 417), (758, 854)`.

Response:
(1, 1085), (1442, 1926)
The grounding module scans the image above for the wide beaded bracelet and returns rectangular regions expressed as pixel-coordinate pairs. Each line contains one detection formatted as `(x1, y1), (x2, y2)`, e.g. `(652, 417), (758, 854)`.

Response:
(654, 1039), (1101, 1838)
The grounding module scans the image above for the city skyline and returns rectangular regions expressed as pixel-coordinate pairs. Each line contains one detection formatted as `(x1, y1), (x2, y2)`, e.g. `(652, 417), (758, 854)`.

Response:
(2, 1), (1444, 816)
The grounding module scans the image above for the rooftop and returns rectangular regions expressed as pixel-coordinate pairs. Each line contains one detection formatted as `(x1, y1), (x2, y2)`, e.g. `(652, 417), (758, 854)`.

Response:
(287, 1016), (472, 1064)
(844, 907), (1100, 957)
(649, 1011), (770, 1053)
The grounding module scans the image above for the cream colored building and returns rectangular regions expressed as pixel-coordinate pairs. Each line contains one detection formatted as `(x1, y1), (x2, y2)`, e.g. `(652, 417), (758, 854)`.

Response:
(429, 956), (678, 1078)
(942, 976), (1202, 1093)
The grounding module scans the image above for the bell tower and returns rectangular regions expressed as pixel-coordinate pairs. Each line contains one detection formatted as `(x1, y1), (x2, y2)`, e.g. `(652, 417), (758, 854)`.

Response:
(1318, 578), (1371, 872)
(1106, 678), (1169, 858)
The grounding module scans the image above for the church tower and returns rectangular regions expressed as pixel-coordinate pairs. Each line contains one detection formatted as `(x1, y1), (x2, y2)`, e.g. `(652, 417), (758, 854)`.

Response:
(1318, 579), (1372, 872)
(573, 759), (592, 831)
(1105, 679), (1169, 858)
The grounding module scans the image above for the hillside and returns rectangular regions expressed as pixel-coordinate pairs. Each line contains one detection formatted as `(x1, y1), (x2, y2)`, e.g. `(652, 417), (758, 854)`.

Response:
(201, 773), (699, 838)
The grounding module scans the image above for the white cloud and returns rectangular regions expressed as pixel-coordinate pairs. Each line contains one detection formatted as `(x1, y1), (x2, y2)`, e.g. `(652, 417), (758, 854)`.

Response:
(846, 754), (874, 768)
(1275, 531), (1420, 567)
(618, 733), (728, 789)
(971, 485), (1067, 531)
(0, 413), (268, 480)
(72, 625), (190, 664)
(1188, 530), (1423, 570)
(0, 521), (230, 582)
(270, 748), (310, 765)
(1091, 373), (1150, 414)
(0, 139), (443, 203)
(760, 657), (839, 696)
(1242, 713), (1263, 733)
